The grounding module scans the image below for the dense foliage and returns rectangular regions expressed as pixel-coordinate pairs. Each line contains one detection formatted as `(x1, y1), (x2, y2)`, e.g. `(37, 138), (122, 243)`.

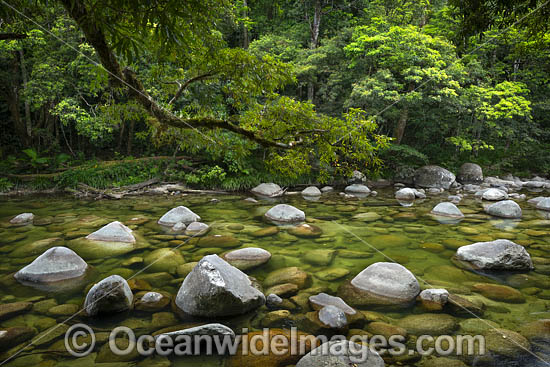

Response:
(1, 0), (549, 190)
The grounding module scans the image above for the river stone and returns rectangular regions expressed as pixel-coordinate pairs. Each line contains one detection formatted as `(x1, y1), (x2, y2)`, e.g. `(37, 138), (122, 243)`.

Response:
(288, 223), (322, 238)
(264, 267), (310, 289)
(352, 212), (381, 222)
(536, 198), (550, 211)
(0, 327), (36, 350)
(344, 184), (371, 194)
(321, 186), (334, 192)
(414, 165), (456, 189)
(472, 283), (525, 303)
(9, 213), (34, 225)
(400, 313), (458, 335)
(456, 239), (533, 270)
(459, 318), (499, 334)
(250, 226), (279, 237)
(318, 305), (347, 329)
(156, 323), (235, 344)
(134, 292), (169, 312)
(419, 289), (449, 311)
(222, 247), (271, 271)
(296, 340), (384, 367)
(184, 222), (210, 236)
(266, 294), (283, 309)
(0, 302), (32, 321)
(482, 188), (508, 201)
(265, 204), (305, 223)
(251, 182), (284, 197)
(366, 322), (407, 339)
(175, 255), (265, 317)
(431, 202), (464, 218)
(484, 328), (531, 357)
(192, 235), (240, 248)
(302, 186), (322, 196)
(309, 293), (355, 315)
(315, 268), (350, 281)
(144, 248), (185, 274)
(395, 188), (416, 201)
(518, 319), (550, 341)
(348, 262), (420, 306)
(457, 163), (483, 184)
(84, 275), (133, 316)
(14, 247), (89, 283)
(87, 222), (134, 244)
(368, 234), (410, 249)
(265, 283), (298, 297)
(172, 222), (186, 232)
(303, 249), (335, 266)
(484, 200), (522, 219)
(158, 206), (200, 226)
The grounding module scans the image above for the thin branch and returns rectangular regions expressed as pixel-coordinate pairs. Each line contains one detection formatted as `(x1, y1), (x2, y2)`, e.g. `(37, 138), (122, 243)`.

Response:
(168, 72), (216, 105)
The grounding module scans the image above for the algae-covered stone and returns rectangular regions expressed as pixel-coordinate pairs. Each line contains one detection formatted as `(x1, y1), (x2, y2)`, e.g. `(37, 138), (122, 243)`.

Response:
(250, 226), (279, 237)
(472, 283), (525, 303)
(303, 249), (335, 266)
(191, 235), (240, 248)
(288, 224), (322, 238)
(264, 267), (310, 289)
(400, 313), (458, 335)
(484, 328), (530, 358)
(144, 248), (185, 274)
(0, 302), (32, 321)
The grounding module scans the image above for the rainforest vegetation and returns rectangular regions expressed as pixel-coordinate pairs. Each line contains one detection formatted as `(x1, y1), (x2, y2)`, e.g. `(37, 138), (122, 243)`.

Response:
(0, 0), (549, 191)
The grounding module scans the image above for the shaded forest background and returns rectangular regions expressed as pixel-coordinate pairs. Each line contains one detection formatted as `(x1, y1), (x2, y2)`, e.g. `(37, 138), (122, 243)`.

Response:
(1, 0), (549, 191)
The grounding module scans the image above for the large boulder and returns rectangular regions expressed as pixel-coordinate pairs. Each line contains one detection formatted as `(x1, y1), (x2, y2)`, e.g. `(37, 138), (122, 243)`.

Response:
(482, 188), (508, 201)
(344, 184), (371, 195)
(456, 239), (533, 270)
(251, 183), (284, 198)
(484, 200), (522, 219)
(14, 247), (88, 283)
(175, 255), (265, 317)
(86, 221), (135, 243)
(457, 163), (483, 184)
(431, 202), (464, 218)
(158, 206), (200, 226)
(84, 275), (133, 316)
(344, 262), (420, 306)
(414, 165), (456, 190)
(222, 248), (272, 271)
(265, 204), (305, 223)
(536, 198), (550, 211)
(301, 186), (322, 197)
(296, 340), (384, 367)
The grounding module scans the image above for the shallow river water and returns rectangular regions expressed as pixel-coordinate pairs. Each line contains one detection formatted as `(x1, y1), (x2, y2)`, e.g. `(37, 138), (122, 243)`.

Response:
(0, 189), (549, 366)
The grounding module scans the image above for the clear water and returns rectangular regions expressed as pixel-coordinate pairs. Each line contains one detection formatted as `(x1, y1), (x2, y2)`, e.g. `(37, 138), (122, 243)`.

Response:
(0, 190), (549, 366)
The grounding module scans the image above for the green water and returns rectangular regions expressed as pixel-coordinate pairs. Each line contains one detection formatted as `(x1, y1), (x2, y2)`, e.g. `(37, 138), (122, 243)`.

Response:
(0, 190), (549, 366)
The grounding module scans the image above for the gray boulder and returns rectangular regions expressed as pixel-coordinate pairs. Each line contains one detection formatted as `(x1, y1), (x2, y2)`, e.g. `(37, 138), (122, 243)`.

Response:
(14, 247), (88, 283)
(319, 305), (348, 329)
(456, 239), (533, 270)
(321, 186), (334, 193)
(536, 198), (550, 211)
(158, 206), (200, 226)
(309, 293), (356, 315)
(414, 165), (456, 190)
(222, 247), (271, 271)
(175, 255), (265, 317)
(296, 340), (384, 367)
(9, 213), (34, 226)
(155, 323), (235, 342)
(482, 188), (508, 201)
(528, 197), (546, 206)
(344, 184), (371, 195)
(395, 188), (415, 201)
(84, 275), (133, 316)
(251, 183), (284, 198)
(485, 200), (522, 219)
(457, 163), (483, 184)
(302, 186), (322, 197)
(86, 221), (135, 243)
(431, 202), (464, 218)
(348, 262), (420, 306)
(265, 204), (305, 223)
(185, 222), (210, 236)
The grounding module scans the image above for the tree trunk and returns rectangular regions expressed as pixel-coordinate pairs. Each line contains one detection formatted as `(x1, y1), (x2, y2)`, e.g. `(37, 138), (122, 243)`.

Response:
(127, 120), (134, 155)
(307, 0), (322, 102)
(393, 105), (409, 145)
(243, 0), (249, 49)
(8, 52), (27, 145)
(19, 50), (32, 143)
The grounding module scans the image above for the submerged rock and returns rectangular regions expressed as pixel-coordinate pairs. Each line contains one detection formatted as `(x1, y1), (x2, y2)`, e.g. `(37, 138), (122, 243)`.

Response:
(400, 313), (458, 335)
(457, 163), (483, 184)
(288, 224), (322, 238)
(472, 283), (525, 303)
(222, 247), (272, 271)
(144, 248), (185, 274)
(318, 305), (347, 329)
(484, 200), (522, 219)
(9, 213), (34, 226)
(175, 255), (265, 317)
(0, 302), (32, 321)
(84, 275), (133, 316)
(14, 247), (89, 283)
(431, 202), (464, 218)
(419, 289), (449, 311)
(86, 221), (135, 243)
(414, 165), (456, 190)
(158, 206), (200, 226)
(296, 340), (384, 367)
(309, 293), (356, 315)
(264, 267), (310, 289)
(251, 183), (284, 198)
(265, 204), (305, 223)
(184, 222), (210, 236)
(456, 239), (533, 270)
(484, 328), (530, 358)
(155, 323), (235, 343)
(536, 198), (550, 211)
(344, 262), (420, 306)
(344, 184), (371, 195)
